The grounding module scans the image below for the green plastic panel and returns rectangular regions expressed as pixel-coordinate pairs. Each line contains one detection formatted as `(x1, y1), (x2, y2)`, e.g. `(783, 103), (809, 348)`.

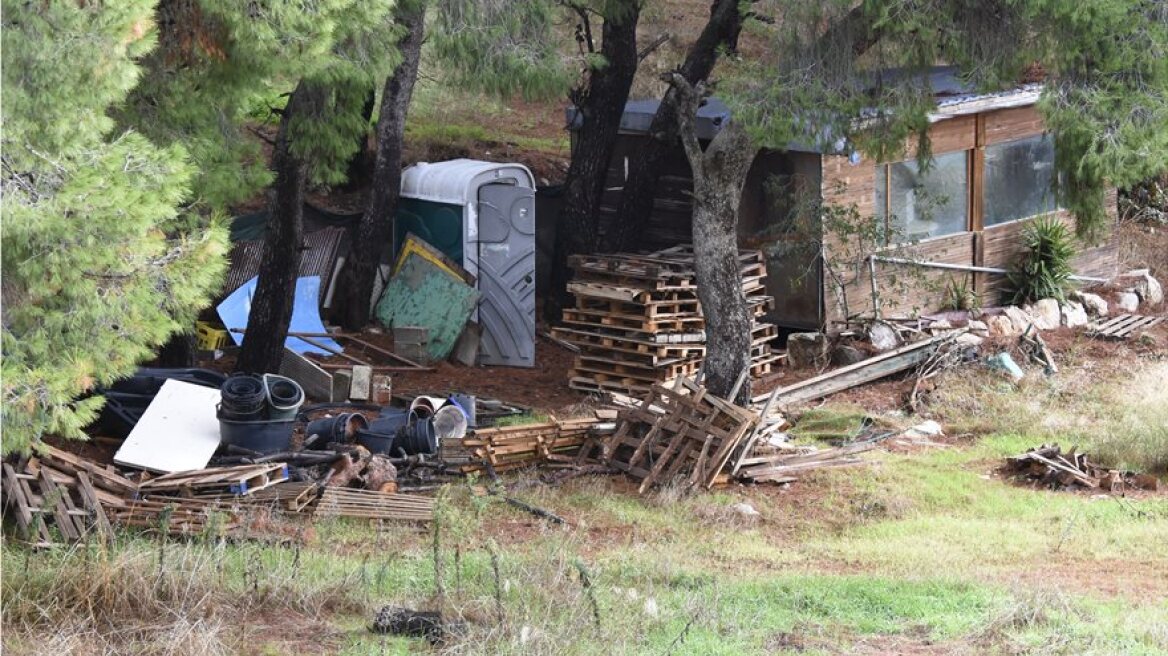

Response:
(373, 252), (479, 362)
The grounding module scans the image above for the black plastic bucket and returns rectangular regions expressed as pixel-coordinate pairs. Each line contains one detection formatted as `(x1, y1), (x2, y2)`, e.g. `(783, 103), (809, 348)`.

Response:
(393, 419), (438, 455)
(305, 412), (369, 445)
(220, 374), (266, 420)
(219, 417), (295, 453)
(263, 374), (304, 421)
(355, 430), (396, 455)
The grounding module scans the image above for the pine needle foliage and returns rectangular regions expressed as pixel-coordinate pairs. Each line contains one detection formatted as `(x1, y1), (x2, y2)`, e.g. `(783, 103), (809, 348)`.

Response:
(122, 0), (398, 208)
(433, 0), (574, 101)
(1007, 217), (1079, 305)
(2, 1), (229, 453)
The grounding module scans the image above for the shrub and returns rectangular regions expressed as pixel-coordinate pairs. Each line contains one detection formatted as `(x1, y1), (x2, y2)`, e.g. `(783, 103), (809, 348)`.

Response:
(1007, 217), (1078, 305)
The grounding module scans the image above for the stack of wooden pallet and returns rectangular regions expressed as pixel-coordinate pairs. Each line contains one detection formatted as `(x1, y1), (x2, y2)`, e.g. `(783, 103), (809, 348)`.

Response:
(454, 418), (600, 473)
(553, 245), (781, 395)
(603, 378), (759, 493)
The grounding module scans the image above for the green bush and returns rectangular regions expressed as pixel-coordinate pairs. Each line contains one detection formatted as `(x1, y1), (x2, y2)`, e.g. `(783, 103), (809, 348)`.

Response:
(1007, 217), (1078, 305)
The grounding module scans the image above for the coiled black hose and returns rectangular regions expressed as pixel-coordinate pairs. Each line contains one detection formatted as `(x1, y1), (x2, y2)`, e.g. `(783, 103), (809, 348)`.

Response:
(219, 374), (266, 420)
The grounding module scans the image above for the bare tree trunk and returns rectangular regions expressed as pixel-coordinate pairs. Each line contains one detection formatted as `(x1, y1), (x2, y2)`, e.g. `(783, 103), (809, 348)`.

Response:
(545, 4), (642, 322)
(336, 3), (425, 330)
(342, 84), (377, 190)
(605, 0), (743, 251)
(670, 75), (757, 404)
(237, 82), (318, 374)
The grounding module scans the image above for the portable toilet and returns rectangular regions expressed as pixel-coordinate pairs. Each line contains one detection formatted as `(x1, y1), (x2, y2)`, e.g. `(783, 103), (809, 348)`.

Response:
(397, 159), (536, 367)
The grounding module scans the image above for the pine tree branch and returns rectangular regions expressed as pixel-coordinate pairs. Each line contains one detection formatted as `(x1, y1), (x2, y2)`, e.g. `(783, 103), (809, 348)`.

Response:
(638, 32), (670, 62)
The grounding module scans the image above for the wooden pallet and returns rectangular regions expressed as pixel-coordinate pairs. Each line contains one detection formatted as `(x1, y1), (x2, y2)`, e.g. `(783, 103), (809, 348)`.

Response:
(314, 487), (434, 522)
(459, 419), (598, 472)
(204, 481), (321, 512)
(574, 295), (703, 319)
(551, 326), (708, 361)
(603, 378), (759, 493)
(562, 307), (705, 334)
(1087, 314), (1164, 339)
(112, 496), (245, 535)
(139, 463), (290, 496)
(569, 376), (656, 396)
(2, 461), (112, 546)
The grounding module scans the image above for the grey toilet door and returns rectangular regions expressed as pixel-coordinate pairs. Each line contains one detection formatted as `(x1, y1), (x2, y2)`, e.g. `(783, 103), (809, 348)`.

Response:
(476, 183), (536, 367)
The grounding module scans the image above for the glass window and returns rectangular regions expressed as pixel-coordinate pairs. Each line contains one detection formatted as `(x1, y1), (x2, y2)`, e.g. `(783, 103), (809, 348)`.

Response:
(984, 134), (1057, 226)
(875, 151), (968, 243)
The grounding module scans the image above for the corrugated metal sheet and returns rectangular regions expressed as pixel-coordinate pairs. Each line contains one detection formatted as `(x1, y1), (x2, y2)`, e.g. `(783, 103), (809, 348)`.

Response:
(220, 227), (346, 304)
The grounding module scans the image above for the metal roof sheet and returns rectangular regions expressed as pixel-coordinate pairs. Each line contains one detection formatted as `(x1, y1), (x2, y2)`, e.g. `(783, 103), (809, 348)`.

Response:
(220, 226), (345, 305)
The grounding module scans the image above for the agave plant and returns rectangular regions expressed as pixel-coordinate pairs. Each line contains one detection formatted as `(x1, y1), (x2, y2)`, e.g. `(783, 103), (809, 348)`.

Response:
(1007, 217), (1078, 305)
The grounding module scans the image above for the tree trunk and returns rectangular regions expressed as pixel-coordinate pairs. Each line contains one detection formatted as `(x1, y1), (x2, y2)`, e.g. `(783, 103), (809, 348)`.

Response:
(545, 4), (642, 322)
(336, 3), (425, 331)
(236, 82), (316, 374)
(605, 0), (743, 252)
(342, 85), (377, 190)
(670, 75), (757, 404)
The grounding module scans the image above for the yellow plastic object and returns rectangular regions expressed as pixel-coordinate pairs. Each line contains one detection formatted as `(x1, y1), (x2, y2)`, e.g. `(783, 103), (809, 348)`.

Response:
(195, 321), (230, 350)
(392, 233), (475, 285)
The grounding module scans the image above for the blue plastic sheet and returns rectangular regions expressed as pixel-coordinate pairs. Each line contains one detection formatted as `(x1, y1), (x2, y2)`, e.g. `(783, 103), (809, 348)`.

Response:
(216, 276), (344, 355)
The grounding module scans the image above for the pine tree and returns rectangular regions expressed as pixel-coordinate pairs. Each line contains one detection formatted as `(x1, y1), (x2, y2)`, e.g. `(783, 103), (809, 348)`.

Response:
(236, 1), (397, 372)
(1, 1), (228, 453)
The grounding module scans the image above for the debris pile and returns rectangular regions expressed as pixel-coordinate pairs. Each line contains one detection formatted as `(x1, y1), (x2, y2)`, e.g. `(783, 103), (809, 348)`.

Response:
(1004, 444), (1161, 493)
(552, 245), (781, 395)
(604, 377), (759, 493)
(602, 376), (878, 493)
(449, 417), (610, 473)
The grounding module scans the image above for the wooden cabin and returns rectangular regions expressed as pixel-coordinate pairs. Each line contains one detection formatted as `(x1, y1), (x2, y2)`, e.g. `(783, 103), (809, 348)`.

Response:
(570, 70), (1119, 331)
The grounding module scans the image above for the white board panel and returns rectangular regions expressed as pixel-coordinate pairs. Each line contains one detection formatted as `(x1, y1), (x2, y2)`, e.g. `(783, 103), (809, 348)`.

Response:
(114, 379), (221, 473)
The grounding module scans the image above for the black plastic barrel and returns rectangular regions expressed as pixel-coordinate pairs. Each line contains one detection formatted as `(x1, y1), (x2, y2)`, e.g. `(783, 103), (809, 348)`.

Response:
(304, 412), (369, 446)
(355, 430), (396, 455)
(218, 418), (295, 453)
(393, 419), (438, 455)
(220, 374), (266, 420)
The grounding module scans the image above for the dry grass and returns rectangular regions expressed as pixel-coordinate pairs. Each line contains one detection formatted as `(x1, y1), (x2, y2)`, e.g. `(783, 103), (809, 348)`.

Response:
(1, 538), (363, 656)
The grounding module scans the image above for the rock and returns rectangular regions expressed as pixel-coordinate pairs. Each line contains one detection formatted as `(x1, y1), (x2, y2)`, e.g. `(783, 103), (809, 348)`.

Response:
(956, 333), (985, 347)
(787, 332), (829, 368)
(643, 598), (659, 618)
(985, 352), (1025, 381)
(831, 344), (867, 366)
(1004, 306), (1034, 333)
(908, 419), (944, 437)
(732, 502), (761, 518)
(967, 320), (989, 334)
(1025, 299), (1061, 330)
(867, 321), (902, 351)
(1071, 291), (1109, 317)
(1116, 291), (1140, 313)
(928, 319), (953, 331)
(1134, 274), (1164, 306)
(987, 315), (1019, 337)
(1060, 302), (1089, 328)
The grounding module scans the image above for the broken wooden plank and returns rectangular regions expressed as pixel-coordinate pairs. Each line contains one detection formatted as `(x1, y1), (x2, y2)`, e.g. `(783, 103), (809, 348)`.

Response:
(750, 336), (944, 408)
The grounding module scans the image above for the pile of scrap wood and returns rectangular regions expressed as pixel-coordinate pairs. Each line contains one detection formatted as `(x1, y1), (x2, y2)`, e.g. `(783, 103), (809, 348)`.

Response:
(442, 416), (613, 473)
(604, 376), (882, 493)
(1, 443), (436, 547)
(552, 245), (782, 395)
(1004, 444), (1162, 492)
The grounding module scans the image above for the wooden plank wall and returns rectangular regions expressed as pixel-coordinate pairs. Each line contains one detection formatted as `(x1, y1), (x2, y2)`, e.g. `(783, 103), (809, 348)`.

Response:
(820, 105), (1120, 326)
